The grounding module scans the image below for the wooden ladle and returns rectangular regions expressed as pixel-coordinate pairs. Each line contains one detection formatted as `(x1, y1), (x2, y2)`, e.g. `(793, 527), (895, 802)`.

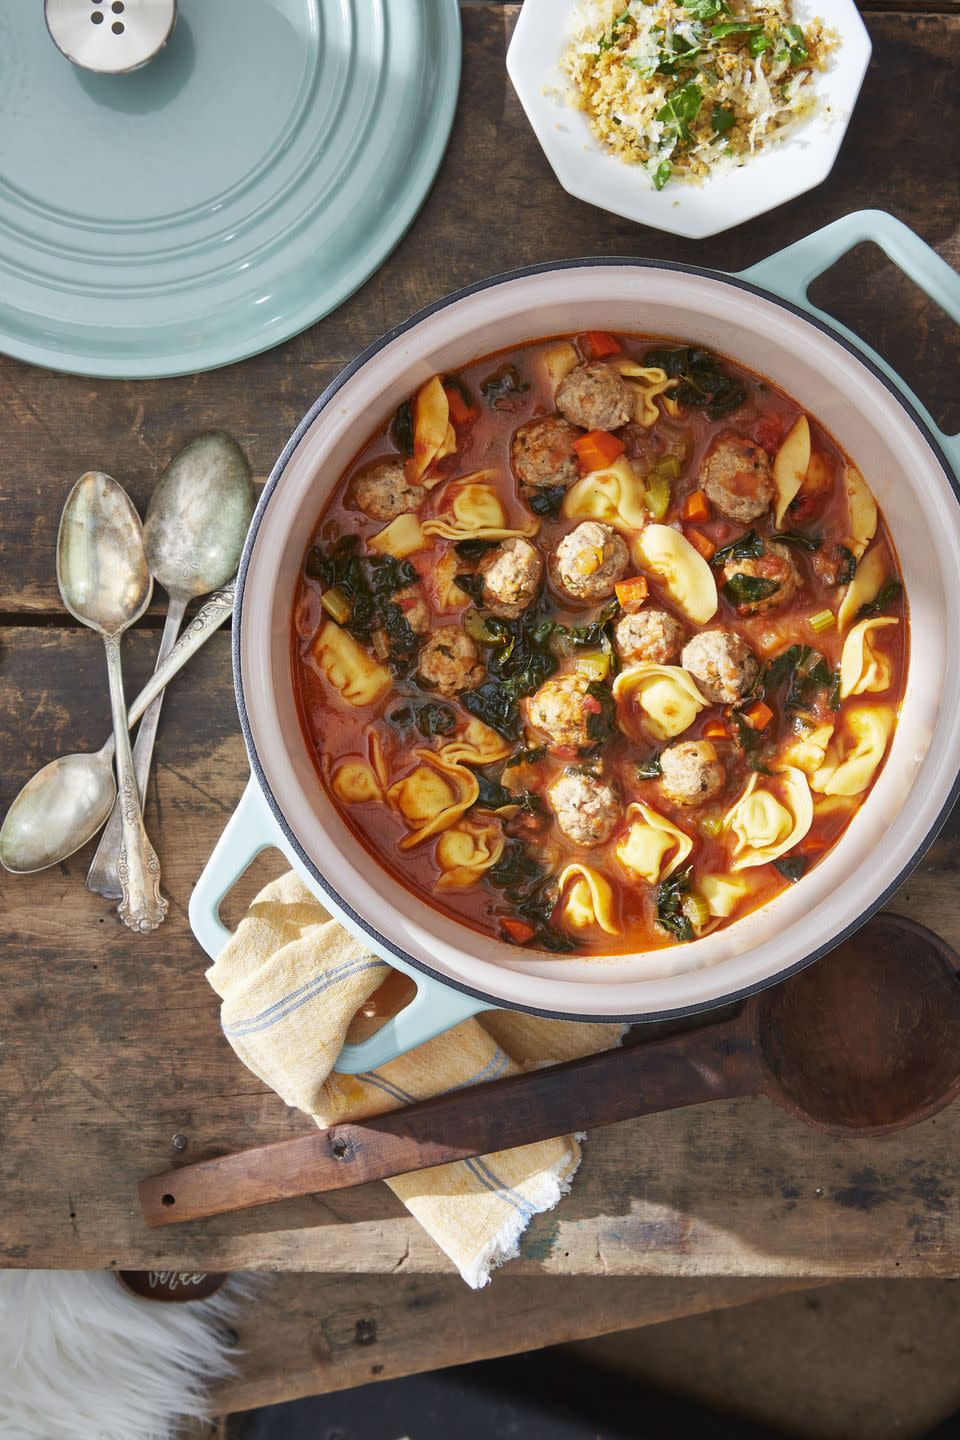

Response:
(139, 913), (960, 1228)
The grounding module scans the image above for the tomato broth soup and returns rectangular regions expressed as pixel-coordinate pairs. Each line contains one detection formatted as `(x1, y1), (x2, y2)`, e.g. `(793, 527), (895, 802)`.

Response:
(292, 332), (907, 956)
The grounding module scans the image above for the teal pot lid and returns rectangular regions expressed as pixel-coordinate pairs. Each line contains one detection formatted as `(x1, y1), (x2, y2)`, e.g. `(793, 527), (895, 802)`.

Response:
(0, 0), (461, 377)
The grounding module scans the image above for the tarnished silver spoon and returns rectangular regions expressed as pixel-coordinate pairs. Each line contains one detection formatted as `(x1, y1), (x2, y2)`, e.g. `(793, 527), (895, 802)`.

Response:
(86, 432), (253, 900)
(0, 583), (235, 876)
(56, 472), (167, 933)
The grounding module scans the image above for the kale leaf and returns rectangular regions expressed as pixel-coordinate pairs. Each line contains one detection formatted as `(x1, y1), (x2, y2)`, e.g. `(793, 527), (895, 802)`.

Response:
(480, 364), (530, 409)
(712, 529), (764, 566)
(643, 345), (746, 420)
(774, 855), (808, 884)
(856, 580), (903, 622)
(656, 865), (694, 943)
(723, 572), (780, 606)
(526, 485), (567, 519)
(390, 401), (414, 458)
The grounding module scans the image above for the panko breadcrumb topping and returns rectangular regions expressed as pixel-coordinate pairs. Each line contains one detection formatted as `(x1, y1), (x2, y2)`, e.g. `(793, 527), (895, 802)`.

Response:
(560, 0), (836, 189)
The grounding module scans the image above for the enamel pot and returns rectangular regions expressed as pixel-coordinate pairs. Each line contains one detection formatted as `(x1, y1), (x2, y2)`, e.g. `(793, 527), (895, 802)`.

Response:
(190, 211), (960, 1073)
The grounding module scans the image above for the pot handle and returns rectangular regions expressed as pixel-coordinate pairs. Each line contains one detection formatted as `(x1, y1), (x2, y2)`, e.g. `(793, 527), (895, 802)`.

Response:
(190, 779), (492, 1074)
(739, 209), (960, 475)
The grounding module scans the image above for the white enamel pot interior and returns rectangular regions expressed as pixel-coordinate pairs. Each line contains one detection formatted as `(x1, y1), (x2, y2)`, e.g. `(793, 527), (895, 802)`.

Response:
(236, 260), (960, 1022)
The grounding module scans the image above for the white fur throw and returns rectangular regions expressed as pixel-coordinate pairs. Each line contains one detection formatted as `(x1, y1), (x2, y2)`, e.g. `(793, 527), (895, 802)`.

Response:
(0, 1271), (251, 1440)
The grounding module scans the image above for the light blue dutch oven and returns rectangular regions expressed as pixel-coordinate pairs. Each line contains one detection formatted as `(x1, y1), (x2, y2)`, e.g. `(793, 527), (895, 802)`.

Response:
(190, 211), (960, 1074)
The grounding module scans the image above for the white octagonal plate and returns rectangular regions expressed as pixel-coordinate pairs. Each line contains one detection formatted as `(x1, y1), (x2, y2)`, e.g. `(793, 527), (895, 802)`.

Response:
(507, 0), (871, 238)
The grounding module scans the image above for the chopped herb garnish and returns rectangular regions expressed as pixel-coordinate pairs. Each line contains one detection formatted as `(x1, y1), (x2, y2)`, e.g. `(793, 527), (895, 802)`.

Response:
(480, 364), (530, 408)
(780, 22), (809, 63)
(856, 580), (903, 622)
(774, 855), (808, 884)
(776, 530), (823, 552)
(642, 346), (746, 420)
(683, 0), (730, 19)
(709, 19), (763, 38)
(657, 81), (703, 142)
(712, 529), (764, 565)
(390, 401), (414, 458)
(656, 865), (694, 943)
(712, 104), (736, 134)
(526, 485), (567, 518)
(749, 31), (771, 56)
(652, 159), (672, 191)
(723, 572), (780, 606)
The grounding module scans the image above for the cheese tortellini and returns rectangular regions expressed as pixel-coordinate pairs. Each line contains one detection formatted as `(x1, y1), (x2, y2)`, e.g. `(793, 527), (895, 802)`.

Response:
(438, 717), (513, 768)
(612, 663), (707, 742)
(387, 751), (479, 850)
(633, 524), (718, 624)
(612, 360), (678, 426)
(562, 457), (648, 533)
(331, 759), (383, 805)
(698, 873), (752, 919)
(773, 415), (810, 528)
(844, 463), (878, 560)
(615, 802), (693, 885)
(367, 513), (426, 559)
(435, 820), (504, 891)
(423, 474), (539, 542)
(780, 720), (835, 776)
(811, 706), (893, 797)
(408, 375), (457, 483)
(558, 864), (619, 934)
(837, 543), (887, 632)
(312, 622), (393, 708)
(723, 767), (813, 870)
(839, 618), (898, 699)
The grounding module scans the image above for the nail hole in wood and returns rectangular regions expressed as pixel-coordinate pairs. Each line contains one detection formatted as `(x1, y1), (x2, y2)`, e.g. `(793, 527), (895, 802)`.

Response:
(161, 1193), (176, 1207)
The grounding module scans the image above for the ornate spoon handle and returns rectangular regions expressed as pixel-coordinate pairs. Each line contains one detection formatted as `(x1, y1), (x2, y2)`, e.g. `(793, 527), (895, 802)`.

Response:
(87, 596), (187, 901)
(103, 635), (168, 934)
(125, 582), (236, 731)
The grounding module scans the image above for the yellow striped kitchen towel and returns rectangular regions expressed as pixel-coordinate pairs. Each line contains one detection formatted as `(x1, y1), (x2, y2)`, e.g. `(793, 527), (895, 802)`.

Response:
(206, 870), (623, 1288)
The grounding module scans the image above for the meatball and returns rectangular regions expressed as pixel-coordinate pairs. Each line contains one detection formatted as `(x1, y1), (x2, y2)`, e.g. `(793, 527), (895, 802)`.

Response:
(352, 458), (424, 522)
(547, 768), (621, 846)
(394, 583), (430, 634)
(526, 674), (595, 751)
(478, 537), (544, 618)
(510, 416), (581, 490)
(555, 362), (634, 432)
(553, 521), (629, 602)
(614, 608), (684, 666)
(722, 540), (802, 616)
(417, 626), (485, 696)
(681, 629), (758, 706)
(659, 741), (724, 807)
(698, 433), (774, 523)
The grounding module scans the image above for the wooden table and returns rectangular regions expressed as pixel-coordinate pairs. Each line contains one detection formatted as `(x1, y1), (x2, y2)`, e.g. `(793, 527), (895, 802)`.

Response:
(2, 0), (959, 1319)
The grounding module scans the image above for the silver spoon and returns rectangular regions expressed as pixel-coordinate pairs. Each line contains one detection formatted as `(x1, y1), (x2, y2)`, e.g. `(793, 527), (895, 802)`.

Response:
(86, 432), (253, 900)
(56, 472), (167, 933)
(0, 583), (236, 876)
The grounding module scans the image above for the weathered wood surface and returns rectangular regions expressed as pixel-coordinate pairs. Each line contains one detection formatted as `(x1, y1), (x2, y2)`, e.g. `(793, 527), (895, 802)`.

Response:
(1, 4), (959, 1277)
(0, 8), (957, 615)
(210, 1275), (813, 1414)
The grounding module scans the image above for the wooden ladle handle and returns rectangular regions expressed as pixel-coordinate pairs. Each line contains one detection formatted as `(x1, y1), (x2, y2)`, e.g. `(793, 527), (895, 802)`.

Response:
(139, 1018), (758, 1227)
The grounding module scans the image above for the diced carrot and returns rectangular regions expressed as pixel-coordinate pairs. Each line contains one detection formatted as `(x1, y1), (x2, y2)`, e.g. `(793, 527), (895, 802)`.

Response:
(583, 695), (602, 715)
(685, 528), (716, 561)
(444, 383), (478, 426)
(615, 576), (648, 609)
(573, 428), (625, 473)
(702, 718), (729, 740)
(682, 490), (711, 523)
(580, 330), (622, 360)
(743, 700), (774, 731)
(502, 917), (536, 944)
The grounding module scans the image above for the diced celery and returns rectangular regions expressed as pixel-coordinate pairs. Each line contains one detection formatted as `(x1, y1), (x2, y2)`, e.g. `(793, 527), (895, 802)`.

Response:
(576, 651), (611, 682)
(644, 473), (671, 521)
(682, 893), (712, 933)
(320, 587), (352, 624)
(699, 813), (724, 838)
(654, 455), (682, 479)
(809, 608), (836, 634)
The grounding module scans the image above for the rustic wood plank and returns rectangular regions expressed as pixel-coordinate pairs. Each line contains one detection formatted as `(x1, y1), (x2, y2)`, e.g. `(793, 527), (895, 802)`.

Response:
(0, 8), (957, 614)
(1, 625), (959, 1274)
(210, 1275), (814, 1414)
